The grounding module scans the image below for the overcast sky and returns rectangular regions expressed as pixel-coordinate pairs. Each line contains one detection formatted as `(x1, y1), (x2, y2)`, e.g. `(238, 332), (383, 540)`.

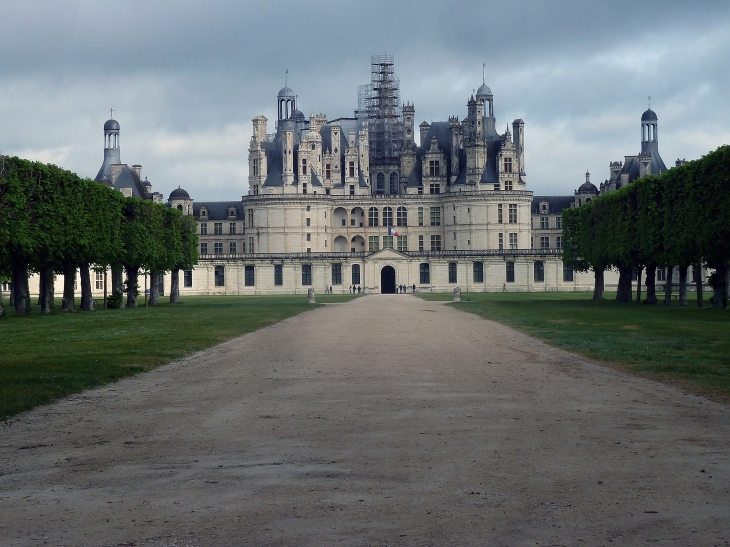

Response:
(1, 1), (728, 201)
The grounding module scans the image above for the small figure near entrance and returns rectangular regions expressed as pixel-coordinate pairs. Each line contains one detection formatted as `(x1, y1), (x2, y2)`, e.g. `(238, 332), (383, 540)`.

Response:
(412, 284), (416, 293)
(503, 283), (507, 293)
(357, 286), (361, 294)
(349, 286), (352, 294)
(329, 286), (333, 294)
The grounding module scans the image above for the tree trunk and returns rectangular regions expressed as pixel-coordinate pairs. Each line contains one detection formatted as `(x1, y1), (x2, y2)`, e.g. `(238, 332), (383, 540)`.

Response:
(39, 263), (55, 314)
(170, 269), (181, 303)
(710, 261), (728, 309)
(112, 264), (125, 309)
(663, 266), (674, 306)
(616, 266), (633, 303)
(12, 262), (31, 316)
(62, 263), (76, 312)
(126, 267), (139, 308)
(635, 266), (643, 304)
(9, 275), (14, 307)
(79, 263), (94, 311)
(0, 283), (4, 318)
(695, 263), (703, 308)
(593, 268), (604, 300)
(679, 266), (688, 306)
(643, 264), (658, 304)
(149, 270), (160, 306)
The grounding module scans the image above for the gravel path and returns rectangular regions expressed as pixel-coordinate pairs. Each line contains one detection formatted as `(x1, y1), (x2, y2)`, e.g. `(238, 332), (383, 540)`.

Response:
(1, 294), (729, 547)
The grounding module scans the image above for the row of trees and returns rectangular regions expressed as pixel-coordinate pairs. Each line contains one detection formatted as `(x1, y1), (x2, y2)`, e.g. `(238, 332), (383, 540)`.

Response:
(0, 155), (198, 317)
(562, 145), (730, 308)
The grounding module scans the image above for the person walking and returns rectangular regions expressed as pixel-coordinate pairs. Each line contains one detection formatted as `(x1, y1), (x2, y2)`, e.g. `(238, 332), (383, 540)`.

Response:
(412, 284), (416, 293)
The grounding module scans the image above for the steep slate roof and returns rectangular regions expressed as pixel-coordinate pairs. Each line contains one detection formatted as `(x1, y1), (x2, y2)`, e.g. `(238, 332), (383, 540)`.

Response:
(112, 166), (152, 200)
(193, 201), (245, 220)
(531, 195), (574, 215)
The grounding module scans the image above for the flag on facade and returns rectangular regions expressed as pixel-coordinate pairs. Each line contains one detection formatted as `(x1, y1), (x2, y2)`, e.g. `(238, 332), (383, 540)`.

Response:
(388, 226), (400, 237)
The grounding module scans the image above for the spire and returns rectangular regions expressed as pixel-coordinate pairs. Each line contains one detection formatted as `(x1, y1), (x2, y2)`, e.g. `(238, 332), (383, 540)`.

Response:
(285, 69), (288, 87)
(482, 63), (485, 85)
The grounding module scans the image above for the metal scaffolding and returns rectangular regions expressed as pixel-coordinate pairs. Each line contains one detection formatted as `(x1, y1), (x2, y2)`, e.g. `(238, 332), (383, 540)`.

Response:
(359, 55), (403, 162)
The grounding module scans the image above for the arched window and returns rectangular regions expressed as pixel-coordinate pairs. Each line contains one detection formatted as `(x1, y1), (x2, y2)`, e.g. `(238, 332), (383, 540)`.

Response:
(177, 204), (183, 211)
(382, 207), (393, 227)
(396, 206), (407, 227)
(376, 173), (385, 191)
(368, 207), (379, 227)
(389, 172), (398, 194)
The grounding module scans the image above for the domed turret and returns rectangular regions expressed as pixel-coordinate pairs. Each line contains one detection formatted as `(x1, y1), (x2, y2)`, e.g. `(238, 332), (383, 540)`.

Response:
(167, 186), (193, 215)
(169, 187), (190, 200)
(641, 108), (657, 122)
(95, 112), (121, 184)
(278, 86), (295, 99)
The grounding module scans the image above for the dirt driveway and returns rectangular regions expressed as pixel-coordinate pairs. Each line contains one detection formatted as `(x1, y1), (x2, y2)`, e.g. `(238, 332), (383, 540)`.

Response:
(1, 294), (729, 546)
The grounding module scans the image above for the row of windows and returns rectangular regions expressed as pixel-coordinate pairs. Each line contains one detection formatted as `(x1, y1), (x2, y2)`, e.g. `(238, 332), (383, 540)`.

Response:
(537, 235), (562, 249)
(200, 222), (240, 235)
(201, 238), (255, 254)
(375, 172), (400, 194)
(535, 216), (563, 230)
(208, 261), (574, 288)
(199, 208), (238, 219)
(93, 270), (197, 290)
(211, 264), (363, 288)
(365, 206), (441, 227)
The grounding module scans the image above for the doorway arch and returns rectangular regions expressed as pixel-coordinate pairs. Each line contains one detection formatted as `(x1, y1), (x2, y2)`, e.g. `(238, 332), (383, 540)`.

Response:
(381, 266), (396, 294)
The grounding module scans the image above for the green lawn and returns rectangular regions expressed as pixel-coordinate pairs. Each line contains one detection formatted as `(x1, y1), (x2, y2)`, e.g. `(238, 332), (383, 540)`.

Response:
(420, 291), (730, 401)
(0, 294), (357, 420)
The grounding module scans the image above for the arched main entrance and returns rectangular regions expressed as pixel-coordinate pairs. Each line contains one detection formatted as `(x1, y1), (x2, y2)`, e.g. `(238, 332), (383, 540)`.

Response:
(380, 266), (396, 294)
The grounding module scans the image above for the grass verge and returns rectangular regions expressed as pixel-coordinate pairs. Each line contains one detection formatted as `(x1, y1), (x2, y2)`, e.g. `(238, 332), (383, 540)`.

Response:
(0, 294), (358, 420)
(420, 291), (730, 401)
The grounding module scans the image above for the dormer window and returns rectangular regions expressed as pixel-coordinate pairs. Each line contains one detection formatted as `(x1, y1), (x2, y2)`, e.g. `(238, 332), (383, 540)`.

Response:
(540, 202), (548, 213)
(228, 208), (237, 218)
(200, 208), (208, 218)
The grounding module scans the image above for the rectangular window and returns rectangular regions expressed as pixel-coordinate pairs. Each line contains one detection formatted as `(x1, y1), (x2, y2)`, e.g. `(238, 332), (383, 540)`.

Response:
(306, 217), (311, 227)
(214, 266), (225, 287)
(95, 272), (103, 290)
(252, 158), (259, 176)
(418, 186), (423, 195)
(352, 264), (361, 285)
(448, 262), (457, 283)
(429, 183), (440, 194)
(419, 263), (430, 284)
(418, 207), (424, 226)
(214, 222), (223, 235)
(657, 268), (666, 282)
(368, 208), (378, 227)
(555, 216), (562, 229)
(473, 262), (484, 283)
(274, 265), (283, 286)
(245, 265), (255, 286)
(331, 263), (342, 285)
(540, 216), (549, 229)
(302, 264), (312, 286)
(348, 161), (355, 178)
(540, 236), (550, 249)
(563, 264), (574, 282)
(248, 236), (254, 254)
(498, 204), (503, 224)
(534, 261), (545, 282)
(430, 234), (441, 251)
(349, 185), (355, 196)
(508, 204), (517, 223)
(229, 222), (236, 235)
(506, 261), (515, 283)
(397, 207), (407, 227)
(505, 179), (513, 191)
(301, 158), (307, 175)
(369, 236), (380, 252)
(430, 207), (440, 226)
(229, 242), (236, 254)
(248, 209), (254, 228)
(214, 242), (223, 254)
(184, 269), (193, 288)
(418, 235), (424, 251)
(509, 233), (518, 250)
(556, 236), (562, 249)
(200, 242), (208, 254)
(498, 233), (503, 251)
(397, 236), (408, 252)
(200, 222), (208, 235)
(383, 235), (393, 249)
(504, 157), (512, 173)
(325, 163), (331, 179)
(428, 160), (440, 177)
(306, 233), (311, 241)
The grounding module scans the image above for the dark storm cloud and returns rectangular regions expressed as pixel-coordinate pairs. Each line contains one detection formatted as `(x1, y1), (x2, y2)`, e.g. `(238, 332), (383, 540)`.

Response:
(0, 0), (728, 199)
